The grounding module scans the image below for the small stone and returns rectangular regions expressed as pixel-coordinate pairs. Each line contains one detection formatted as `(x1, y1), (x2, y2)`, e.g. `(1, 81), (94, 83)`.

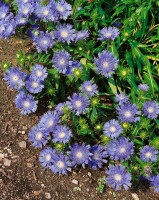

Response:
(0, 153), (4, 161)
(45, 192), (51, 199)
(73, 187), (81, 191)
(72, 179), (78, 185)
(18, 131), (21, 134)
(7, 148), (12, 154)
(3, 158), (11, 167)
(18, 141), (26, 148)
(27, 163), (33, 168)
(131, 193), (139, 200)
(33, 191), (40, 196)
(23, 126), (27, 130)
(86, 188), (90, 192)
(41, 184), (45, 187)
(88, 172), (91, 177)
(21, 131), (25, 135)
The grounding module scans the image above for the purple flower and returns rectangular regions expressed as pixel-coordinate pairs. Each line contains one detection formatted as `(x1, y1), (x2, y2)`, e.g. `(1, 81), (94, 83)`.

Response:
(98, 27), (119, 41)
(15, 14), (28, 26)
(16, 0), (34, 4)
(81, 80), (98, 97)
(52, 50), (71, 74)
(15, 91), (38, 115)
(39, 147), (55, 168)
(28, 25), (40, 40)
(149, 175), (159, 193)
(105, 165), (132, 190)
(28, 125), (50, 148)
(55, 102), (70, 115)
(53, 125), (72, 144)
(0, 4), (9, 20)
(115, 92), (129, 105)
(35, 4), (58, 22)
(75, 30), (89, 42)
(18, 3), (34, 17)
(140, 146), (158, 162)
(55, 0), (72, 20)
(38, 111), (60, 133)
(3, 67), (26, 90)
(68, 93), (90, 115)
(138, 84), (149, 91)
(69, 143), (92, 168)
(103, 119), (123, 138)
(94, 50), (118, 78)
(116, 101), (141, 123)
(88, 145), (107, 170)
(34, 31), (54, 53)
(54, 23), (75, 44)
(50, 152), (72, 174)
(26, 76), (44, 94)
(143, 101), (159, 119)
(31, 64), (48, 81)
(66, 60), (82, 75)
(106, 137), (134, 161)
(113, 21), (123, 28)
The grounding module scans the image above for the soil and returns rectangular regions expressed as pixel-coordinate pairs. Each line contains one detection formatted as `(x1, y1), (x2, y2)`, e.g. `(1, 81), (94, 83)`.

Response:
(0, 37), (159, 200)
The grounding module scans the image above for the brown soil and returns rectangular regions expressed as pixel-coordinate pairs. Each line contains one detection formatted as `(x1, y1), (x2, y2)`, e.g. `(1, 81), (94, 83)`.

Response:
(0, 37), (159, 200)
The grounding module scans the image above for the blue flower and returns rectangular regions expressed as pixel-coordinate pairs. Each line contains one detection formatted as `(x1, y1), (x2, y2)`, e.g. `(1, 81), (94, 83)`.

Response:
(68, 93), (90, 115)
(35, 4), (58, 22)
(0, 4), (9, 20)
(88, 145), (107, 170)
(115, 92), (129, 105)
(26, 76), (44, 94)
(4, 67), (26, 90)
(98, 27), (119, 41)
(17, 3), (34, 17)
(55, 0), (72, 20)
(38, 111), (60, 133)
(31, 64), (48, 81)
(81, 80), (98, 97)
(52, 50), (71, 74)
(116, 101), (141, 123)
(55, 102), (70, 115)
(94, 50), (118, 78)
(28, 125), (50, 148)
(105, 165), (132, 190)
(149, 175), (159, 193)
(28, 25), (40, 40)
(143, 101), (159, 119)
(34, 31), (54, 53)
(54, 23), (75, 44)
(75, 30), (89, 42)
(66, 60), (82, 75)
(15, 14), (28, 26)
(69, 143), (92, 168)
(140, 146), (158, 163)
(106, 137), (134, 161)
(103, 119), (123, 138)
(39, 147), (55, 168)
(15, 91), (38, 115)
(138, 84), (149, 91)
(50, 152), (72, 174)
(53, 125), (72, 144)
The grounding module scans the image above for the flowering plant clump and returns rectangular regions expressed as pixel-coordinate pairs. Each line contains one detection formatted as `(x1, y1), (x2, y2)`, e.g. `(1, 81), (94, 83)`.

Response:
(1, 0), (159, 193)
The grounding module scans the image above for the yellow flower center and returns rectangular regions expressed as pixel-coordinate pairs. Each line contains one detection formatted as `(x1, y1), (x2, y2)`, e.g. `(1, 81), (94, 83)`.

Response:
(23, 8), (29, 15)
(23, 101), (30, 108)
(36, 132), (43, 140)
(86, 85), (92, 92)
(59, 132), (66, 138)
(148, 107), (154, 113)
(12, 75), (19, 81)
(32, 81), (38, 88)
(61, 30), (69, 38)
(57, 5), (64, 12)
(109, 126), (116, 132)
(103, 61), (109, 68)
(145, 152), (152, 158)
(43, 9), (49, 16)
(56, 161), (64, 169)
(114, 174), (122, 181)
(45, 154), (51, 161)
(76, 151), (83, 158)
(119, 147), (126, 153)
(36, 70), (42, 77)
(75, 100), (82, 107)
(124, 111), (131, 118)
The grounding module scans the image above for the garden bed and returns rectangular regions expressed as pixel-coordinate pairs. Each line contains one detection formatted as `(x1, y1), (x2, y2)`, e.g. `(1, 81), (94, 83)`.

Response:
(1, 37), (159, 200)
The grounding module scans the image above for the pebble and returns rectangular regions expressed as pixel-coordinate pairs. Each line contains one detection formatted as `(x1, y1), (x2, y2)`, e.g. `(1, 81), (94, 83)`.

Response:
(45, 192), (51, 199)
(3, 158), (11, 167)
(18, 141), (26, 148)
(27, 163), (33, 168)
(72, 179), (78, 185)
(0, 153), (4, 161)
(33, 191), (40, 196)
(88, 172), (91, 177)
(21, 131), (26, 135)
(131, 193), (139, 200)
